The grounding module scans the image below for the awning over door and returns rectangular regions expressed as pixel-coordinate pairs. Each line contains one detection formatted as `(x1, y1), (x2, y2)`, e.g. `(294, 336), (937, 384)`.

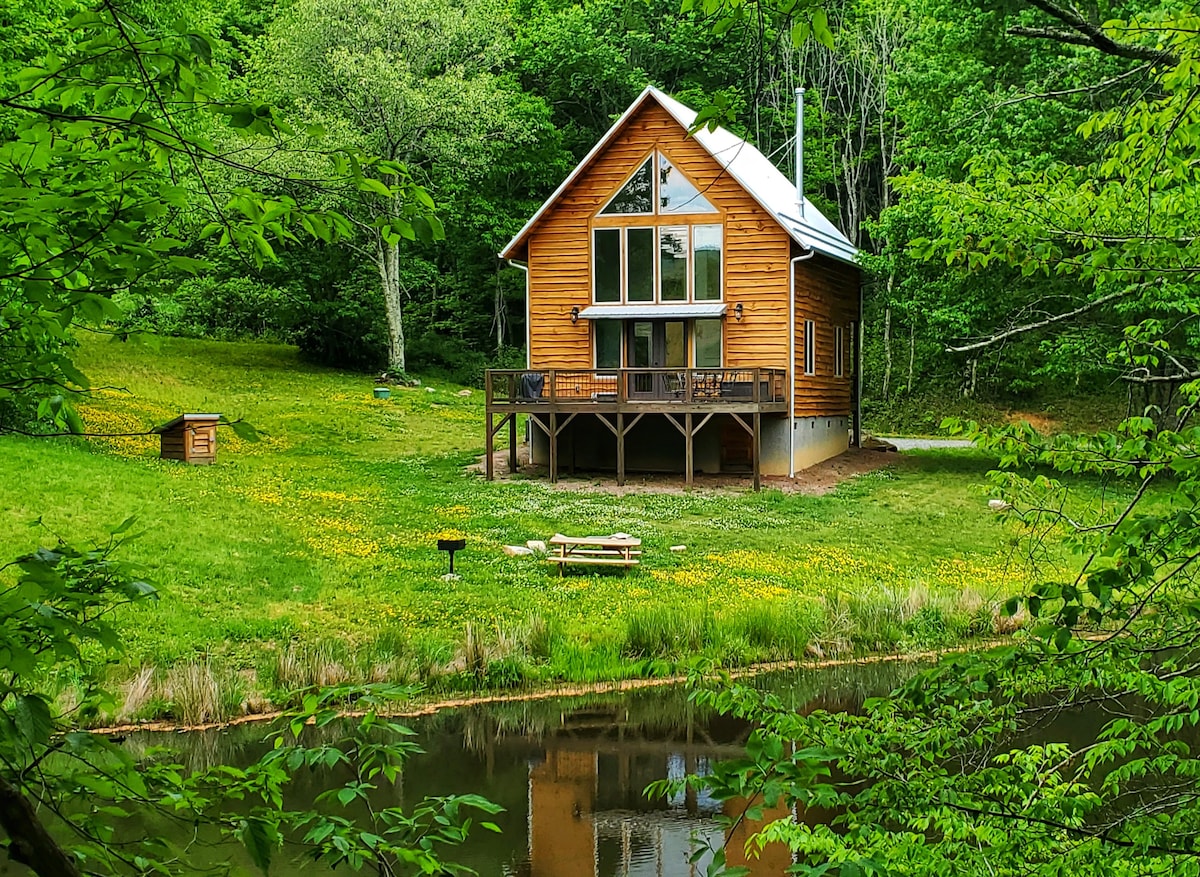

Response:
(576, 303), (728, 320)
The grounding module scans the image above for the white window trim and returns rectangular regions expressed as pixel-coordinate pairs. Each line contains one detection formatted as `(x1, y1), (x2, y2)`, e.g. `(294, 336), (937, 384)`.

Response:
(804, 320), (816, 376)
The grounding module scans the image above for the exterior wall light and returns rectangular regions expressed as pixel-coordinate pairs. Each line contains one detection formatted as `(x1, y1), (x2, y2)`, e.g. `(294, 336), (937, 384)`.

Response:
(570, 306), (580, 323)
(733, 302), (744, 321)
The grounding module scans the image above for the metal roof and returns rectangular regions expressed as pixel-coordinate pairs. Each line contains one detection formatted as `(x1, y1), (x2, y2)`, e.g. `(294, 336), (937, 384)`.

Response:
(500, 86), (859, 265)
(577, 303), (728, 320)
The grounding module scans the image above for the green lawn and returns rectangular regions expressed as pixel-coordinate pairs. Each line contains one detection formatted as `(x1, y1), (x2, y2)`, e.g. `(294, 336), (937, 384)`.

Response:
(1, 335), (1127, 719)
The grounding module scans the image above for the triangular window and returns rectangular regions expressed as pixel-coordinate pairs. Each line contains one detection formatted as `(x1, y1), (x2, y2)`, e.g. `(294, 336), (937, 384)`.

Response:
(601, 158), (654, 215)
(658, 154), (717, 214)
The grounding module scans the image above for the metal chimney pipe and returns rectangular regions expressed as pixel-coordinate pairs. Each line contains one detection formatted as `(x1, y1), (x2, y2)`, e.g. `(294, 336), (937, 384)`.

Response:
(795, 86), (805, 217)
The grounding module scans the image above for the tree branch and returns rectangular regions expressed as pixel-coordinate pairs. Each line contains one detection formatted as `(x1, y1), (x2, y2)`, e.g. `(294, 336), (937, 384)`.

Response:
(945, 288), (1133, 353)
(0, 772), (83, 877)
(1010, 0), (1179, 66)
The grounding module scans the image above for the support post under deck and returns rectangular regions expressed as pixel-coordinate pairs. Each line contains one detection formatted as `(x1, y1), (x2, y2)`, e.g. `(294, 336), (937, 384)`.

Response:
(616, 412), (625, 487)
(752, 412), (762, 492)
(509, 413), (518, 475)
(685, 412), (693, 488)
(549, 411), (558, 484)
(485, 411), (494, 481)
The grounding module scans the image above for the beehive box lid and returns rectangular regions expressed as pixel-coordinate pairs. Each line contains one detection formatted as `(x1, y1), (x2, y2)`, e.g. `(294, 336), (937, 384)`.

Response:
(156, 413), (222, 432)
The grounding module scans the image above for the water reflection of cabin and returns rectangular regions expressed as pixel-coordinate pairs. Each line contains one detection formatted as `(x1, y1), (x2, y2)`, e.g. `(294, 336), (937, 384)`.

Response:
(487, 86), (862, 489)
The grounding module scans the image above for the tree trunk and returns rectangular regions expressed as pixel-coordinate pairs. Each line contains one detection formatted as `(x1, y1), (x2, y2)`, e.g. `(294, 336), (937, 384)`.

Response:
(0, 773), (83, 877)
(882, 301), (893, 402)
(375, 233), (406, 374)
(493, 266), (506, 354)
(907, 321), (915, 395)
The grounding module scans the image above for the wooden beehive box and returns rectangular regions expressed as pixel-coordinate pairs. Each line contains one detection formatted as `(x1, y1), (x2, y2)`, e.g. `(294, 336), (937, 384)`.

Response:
(157, 414), (220, 465)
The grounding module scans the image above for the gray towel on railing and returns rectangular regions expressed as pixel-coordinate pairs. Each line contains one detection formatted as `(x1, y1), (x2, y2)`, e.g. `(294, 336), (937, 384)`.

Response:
(518, 372), (545, 400)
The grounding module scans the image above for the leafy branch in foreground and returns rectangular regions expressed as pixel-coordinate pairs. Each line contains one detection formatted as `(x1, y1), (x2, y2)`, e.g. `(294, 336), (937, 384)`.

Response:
(0, 524), (500, 877)
(0, 0), (440, 434)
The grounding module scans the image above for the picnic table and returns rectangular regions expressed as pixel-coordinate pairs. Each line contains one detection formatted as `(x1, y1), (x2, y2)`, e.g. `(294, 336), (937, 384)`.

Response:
(548, 533), (641, 574)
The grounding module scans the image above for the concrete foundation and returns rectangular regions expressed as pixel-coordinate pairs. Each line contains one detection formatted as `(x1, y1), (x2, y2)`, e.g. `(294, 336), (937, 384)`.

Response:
(791, 415), (850, 471)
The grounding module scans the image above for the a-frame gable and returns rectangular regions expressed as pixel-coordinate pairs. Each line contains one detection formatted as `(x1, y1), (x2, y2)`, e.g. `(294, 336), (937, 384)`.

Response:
(501, 90), (769, 261)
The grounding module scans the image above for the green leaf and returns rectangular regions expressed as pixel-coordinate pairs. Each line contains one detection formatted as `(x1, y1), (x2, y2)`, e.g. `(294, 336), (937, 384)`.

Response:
(11, 693), (54, 745)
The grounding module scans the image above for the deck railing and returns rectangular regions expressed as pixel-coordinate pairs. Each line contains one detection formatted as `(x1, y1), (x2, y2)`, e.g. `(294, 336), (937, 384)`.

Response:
(485, 368), (787, 407)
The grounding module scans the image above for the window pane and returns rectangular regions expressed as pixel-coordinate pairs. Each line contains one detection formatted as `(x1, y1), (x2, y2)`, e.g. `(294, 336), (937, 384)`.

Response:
(595, 321), (621, 368)
(594, 229), (620, 302)
(659, 226), (687, 302)
(693, 225), (722, 301)
(626, 228), (654, 302)
(630, 321), (653, 367)
(601, 158), (653, 214)
(659, 154), (717, 214)
(694, 319), (722, 367)
(664, 321), (686, 368)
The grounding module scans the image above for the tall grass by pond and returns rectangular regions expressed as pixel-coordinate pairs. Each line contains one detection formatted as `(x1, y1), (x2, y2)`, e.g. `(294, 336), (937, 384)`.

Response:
(4, 335), (1132, 724)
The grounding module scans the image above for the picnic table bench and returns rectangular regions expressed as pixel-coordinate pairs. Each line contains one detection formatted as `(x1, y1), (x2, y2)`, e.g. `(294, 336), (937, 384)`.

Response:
(548, 534), (641, 574)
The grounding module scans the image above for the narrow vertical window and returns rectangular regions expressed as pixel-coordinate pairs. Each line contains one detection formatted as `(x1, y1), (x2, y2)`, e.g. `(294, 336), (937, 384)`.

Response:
(626, 228), (655, 302)
(694, 319), (722, 368)
(693, 225), (722, 301)
(834, 326), (844, 377)
(593, 228), (621, 302)
(659, 226), (688, 301)
(804, 320), (815, 375)
(595, 320), (621, 368)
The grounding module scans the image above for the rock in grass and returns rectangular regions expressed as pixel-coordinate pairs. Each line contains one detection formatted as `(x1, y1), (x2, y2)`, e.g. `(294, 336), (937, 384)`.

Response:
(670, 545), (687, 552)
(425, 387), (436, 393)
(441, 572), (461, 582)
(503, 545), (533, 557)
(988, 499), (1012, 511)
(526, 540), (547, 553)
(456, 389), (472, 397)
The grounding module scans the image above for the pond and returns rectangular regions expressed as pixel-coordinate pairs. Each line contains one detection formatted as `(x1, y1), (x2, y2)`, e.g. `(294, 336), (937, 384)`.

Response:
(5, 658), (1132, 876)
(114, 660), (918, 877)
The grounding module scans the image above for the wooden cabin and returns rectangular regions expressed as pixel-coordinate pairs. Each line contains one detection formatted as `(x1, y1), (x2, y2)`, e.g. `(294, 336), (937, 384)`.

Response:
(486, 87), (860, 487)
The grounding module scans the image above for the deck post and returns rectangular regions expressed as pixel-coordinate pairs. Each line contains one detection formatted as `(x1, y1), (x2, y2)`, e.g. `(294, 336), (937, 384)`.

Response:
(508, 413), (518, 474)
(616, 412), (625, 487)
(485, 411), (494, 481)
(685, 412), (694, 488)
(549, 411), (558, 484)
(752, 411), (762, 492)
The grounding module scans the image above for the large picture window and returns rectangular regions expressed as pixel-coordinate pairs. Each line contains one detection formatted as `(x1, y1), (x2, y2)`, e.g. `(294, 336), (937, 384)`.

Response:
(592, 151), (724, 304)
(592, 225), (724, 303)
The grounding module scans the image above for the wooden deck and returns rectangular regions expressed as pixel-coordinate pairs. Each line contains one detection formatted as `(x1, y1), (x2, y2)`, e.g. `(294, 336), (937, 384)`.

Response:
(483, 368), (786, 490)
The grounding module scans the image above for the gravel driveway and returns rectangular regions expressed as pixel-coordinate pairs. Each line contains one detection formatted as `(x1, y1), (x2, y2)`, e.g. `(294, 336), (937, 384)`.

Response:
(878, 437), (975, 451)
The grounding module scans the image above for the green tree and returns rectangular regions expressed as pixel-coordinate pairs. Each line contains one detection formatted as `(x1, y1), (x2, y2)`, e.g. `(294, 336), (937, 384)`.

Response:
(670, 7), (1200, 874)
(252, 0), (538, 375)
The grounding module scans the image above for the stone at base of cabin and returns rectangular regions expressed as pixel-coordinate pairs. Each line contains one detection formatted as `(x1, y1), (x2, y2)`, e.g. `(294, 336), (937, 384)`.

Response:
(441, 573), (461, 582)
(503, 545), (533, 557)
(526, 540), (547, 552)
(670, 545), (687, 552)
(988, 499), (1012, 511)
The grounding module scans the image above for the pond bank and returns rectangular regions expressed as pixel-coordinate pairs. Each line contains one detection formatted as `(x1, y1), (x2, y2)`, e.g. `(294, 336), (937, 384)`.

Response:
(89, 638), (1013, 736)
